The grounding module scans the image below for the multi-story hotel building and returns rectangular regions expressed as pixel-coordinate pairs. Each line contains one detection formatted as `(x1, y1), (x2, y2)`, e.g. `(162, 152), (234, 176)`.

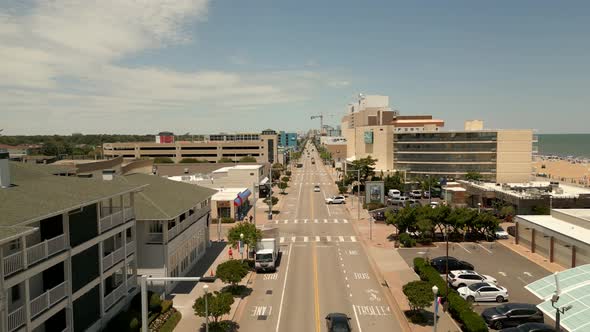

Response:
(342, 95), (535, 183)
(103, 130), (279, 164)
(0, 157), (143, 332)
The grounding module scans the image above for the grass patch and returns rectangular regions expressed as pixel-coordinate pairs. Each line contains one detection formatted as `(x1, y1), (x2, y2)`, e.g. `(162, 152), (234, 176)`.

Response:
(158, 311), (181, 332)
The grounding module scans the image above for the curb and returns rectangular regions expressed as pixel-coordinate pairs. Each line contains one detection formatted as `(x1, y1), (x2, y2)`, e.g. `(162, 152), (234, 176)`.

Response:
(230, 271), (256, 322)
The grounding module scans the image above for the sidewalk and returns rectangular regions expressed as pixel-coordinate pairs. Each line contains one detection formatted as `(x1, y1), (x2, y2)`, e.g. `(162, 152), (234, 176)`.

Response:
(325, 167), (461, 332)
(170, 241), (254, 332)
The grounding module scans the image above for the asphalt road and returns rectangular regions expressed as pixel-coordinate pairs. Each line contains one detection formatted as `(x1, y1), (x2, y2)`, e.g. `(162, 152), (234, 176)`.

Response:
(238, 144), (403, 332)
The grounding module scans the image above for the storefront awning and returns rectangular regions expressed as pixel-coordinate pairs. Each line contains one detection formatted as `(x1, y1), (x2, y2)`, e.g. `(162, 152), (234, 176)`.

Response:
(233, 189), (252, 207)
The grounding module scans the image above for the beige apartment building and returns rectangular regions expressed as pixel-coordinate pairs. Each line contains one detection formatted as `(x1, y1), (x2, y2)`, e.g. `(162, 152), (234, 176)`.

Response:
(103, 130), (279, 165)
(342, 95), (534, 183)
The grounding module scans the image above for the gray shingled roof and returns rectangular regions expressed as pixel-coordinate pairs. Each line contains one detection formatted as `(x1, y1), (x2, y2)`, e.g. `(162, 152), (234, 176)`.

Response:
(0, 162), (144, 228)
(120, 173), (217, 221)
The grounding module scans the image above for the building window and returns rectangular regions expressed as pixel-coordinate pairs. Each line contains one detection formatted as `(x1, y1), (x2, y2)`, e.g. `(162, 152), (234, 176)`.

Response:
(11, 286), (20, 302)
(148, 221), (162, 233)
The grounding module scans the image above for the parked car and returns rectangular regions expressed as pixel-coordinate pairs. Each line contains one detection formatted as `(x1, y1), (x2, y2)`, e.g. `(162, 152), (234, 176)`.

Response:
(458, 282), (508, 303)
(371, 211), (385, 221)
(388, 189), (401, 199)
(500, 322), (555, 332)
(448, 270), (497, 288)
(325, 313), (351, 332)
(430, 256), (474, 274)
(481, 303), (545, 330)
(325, 195), (345, 204)
(314, 185), (321, 192)
(388, 196), (408, 206)
(507, 226), (516, 237)
(429, 201), (440, 208)
(410, 190), (422, 199)
(423, 191), (431, 199)
(495, 226), (509, 239)
(407, 199), (421, 207)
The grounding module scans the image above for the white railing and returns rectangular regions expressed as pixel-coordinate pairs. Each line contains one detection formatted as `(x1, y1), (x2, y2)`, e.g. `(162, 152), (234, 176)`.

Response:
(8, 306), (25, 332)
(99, 210), (124, 233)
(30, 281), (68, 318)
(123, 207), (134, 221)
(102, 246), (125, 272)
(27, 234), (67, 266)
(167, 213), (200, 241)
(126, 241), (135, 256)
(103, 283), (126, 310)
(4, 252), (24, 276)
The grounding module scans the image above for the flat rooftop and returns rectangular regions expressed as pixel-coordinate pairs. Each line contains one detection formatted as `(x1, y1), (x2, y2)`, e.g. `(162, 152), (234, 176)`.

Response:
(213, 165), (263, 173)
(465, 180), (590, 198)
(517, 213), (590, 246)
(212, 187), (248, 201)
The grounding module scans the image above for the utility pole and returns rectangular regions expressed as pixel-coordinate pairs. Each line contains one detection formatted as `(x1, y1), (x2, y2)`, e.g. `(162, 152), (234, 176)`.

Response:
(346, 169), (361, 221)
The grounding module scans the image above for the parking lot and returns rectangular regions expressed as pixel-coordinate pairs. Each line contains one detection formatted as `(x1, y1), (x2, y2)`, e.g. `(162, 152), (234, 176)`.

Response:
(398, 241), (551, 315)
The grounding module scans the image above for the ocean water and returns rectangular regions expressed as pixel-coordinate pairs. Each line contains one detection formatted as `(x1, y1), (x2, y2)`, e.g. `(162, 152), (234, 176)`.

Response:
(537, 134), (590, 159)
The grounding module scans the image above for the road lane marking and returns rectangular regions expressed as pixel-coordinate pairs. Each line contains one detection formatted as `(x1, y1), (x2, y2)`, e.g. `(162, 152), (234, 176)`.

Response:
(327, 236), (332, 242)
(263, 274), (278, 280)
(456, 243), (472, 253)
(354, 272), (370, 280)
(324, 219), (328, 223)
(304, 219), (308, 223)
(517, 276), (527, 284)
(355, 305), (391, 316)
(352, 305), (363, 332)
(316, 236), (320, 242)
(351, 236), (357, 242)
(314, 219), (318, 223)
(284, 220), (288, 224)
(348, 250), (358, 255)
(291, 236), (296, 242)
(251, 305), (272, 317)
(275, 220), (278, 224)
(275, 242), (292, 332)
(294, 219), (298, 224)
(313, 243), (321, 332)
(334, 219), (339, 223)
(499, 272), (507, 277)
(477, 244), (493, 254)
(344, 219), (349, 223)
(280, 237), (285, 243)
(339, 236), (345, 242)
(304, 236), (309, 242)
(366, 289), (381, 302)
(524, 272), (533, 277)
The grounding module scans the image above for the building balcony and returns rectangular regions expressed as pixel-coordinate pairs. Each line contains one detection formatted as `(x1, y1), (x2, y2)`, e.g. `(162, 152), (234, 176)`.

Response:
(99, 207), (134, 233)
(104, 282), (126, 311)
(30, 281), (68, 319)
(167, 212), (203, 242)
(127, 276), (137, 291)
(103, 246), (125, 273)
(126, 241), (135, 256)
(3, 234), (67, 277)
(8, 306), (25, 332)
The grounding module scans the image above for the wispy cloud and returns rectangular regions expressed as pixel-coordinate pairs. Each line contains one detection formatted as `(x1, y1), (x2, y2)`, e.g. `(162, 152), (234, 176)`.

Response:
(0, 1), (347, 134)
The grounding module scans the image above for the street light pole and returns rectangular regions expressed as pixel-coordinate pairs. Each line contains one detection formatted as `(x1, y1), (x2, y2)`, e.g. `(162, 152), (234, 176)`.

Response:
(345, 169), (361, 222)
(204, 284), (209, 332)
(240, 233), (244, 261)
(432, 285), (439, 332)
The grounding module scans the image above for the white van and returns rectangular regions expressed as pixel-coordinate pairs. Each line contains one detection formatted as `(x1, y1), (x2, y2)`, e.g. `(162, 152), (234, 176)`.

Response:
(388, 196), (408, 206)
(388, 189), (401, 199)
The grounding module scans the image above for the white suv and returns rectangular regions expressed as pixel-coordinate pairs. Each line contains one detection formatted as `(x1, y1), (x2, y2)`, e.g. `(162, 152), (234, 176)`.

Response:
(448, 270), (497, 288)
(325, 195), (345, 204)
(410, 190), (422, 199)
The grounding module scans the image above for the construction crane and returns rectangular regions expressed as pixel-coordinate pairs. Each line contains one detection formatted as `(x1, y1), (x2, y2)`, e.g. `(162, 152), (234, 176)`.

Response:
(310, 114), (336, 136)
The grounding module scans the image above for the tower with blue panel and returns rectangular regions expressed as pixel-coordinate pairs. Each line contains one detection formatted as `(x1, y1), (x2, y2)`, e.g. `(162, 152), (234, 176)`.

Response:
(279, 131), (298, 149)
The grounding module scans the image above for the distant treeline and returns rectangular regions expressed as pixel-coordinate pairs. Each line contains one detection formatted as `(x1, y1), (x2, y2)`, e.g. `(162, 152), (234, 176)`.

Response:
(0, 134), (154, 147)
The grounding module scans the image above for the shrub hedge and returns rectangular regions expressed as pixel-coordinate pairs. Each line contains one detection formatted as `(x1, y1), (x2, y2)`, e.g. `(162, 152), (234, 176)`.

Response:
(413, 257), (488, 332)
(398, 233), (416, 247)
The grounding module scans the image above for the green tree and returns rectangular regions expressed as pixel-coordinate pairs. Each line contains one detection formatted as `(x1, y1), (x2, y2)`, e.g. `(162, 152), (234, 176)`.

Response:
(264, 196), (279, 211)
(348, 156), (378, 184)
(227, 222), (262, 252)
(499, 205), (516, 222)
(216, 260), (249, 290)
(386, 206), (418, 233)
(193, 291), (234, 323)
(402, 281), (434, 312)
(281, 176), (290, 183)
(465, 171), (484, 181)
(384, 172), (404, 192)
(420, 176), (439, 193)
(154, 157), (174, 164)
(239, 156), (256, 162)
(473, 212), (500, 238)
(218, 157), (234, 163)
(531, 205), (550, 215)
(278, 182), (288, 194)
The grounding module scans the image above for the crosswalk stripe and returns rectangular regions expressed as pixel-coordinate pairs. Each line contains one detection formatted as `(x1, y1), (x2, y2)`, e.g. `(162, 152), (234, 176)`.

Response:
(339, 236), (345, 242)
(304, 236), (309, 242)
(351, 236), (357, 242)
(315, 236), (320, 242)
(314, 219), (318, 223)
(294, 219), (298, 224)
(275, 220), (278, 224)
(280, 237), (285, 243)
(304, 219), (308, 223)
(334, 219), (339, 223)
(324, 219), (328, 223)
(327, 236), (332, 242)
(343, 219), (349, 223)
(284, 220), (288, 224)
(291, 236), (296, 242)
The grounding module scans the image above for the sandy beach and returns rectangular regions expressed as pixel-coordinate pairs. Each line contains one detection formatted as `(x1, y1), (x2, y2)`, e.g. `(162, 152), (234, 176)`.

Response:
(533, 158), (590, 187)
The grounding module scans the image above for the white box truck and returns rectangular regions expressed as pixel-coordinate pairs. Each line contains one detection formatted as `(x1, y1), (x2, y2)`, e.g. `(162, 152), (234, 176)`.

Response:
(255, 238), (279, 272)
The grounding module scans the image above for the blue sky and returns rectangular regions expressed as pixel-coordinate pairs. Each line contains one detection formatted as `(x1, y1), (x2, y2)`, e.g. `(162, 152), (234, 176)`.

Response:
(1, 0), (589, 134)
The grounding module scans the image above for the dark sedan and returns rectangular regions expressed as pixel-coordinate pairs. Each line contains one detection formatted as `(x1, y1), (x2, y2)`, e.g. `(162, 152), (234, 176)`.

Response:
(430, 256), (474, 274)
(481, 303), (544, 330)
(500, 322), (555, 332)
(325, 313), (352, 332)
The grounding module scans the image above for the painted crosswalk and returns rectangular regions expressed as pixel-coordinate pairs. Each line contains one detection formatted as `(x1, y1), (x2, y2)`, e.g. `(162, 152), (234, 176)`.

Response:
(279, 235), (358, 243)
(273, 219), (349, 224)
